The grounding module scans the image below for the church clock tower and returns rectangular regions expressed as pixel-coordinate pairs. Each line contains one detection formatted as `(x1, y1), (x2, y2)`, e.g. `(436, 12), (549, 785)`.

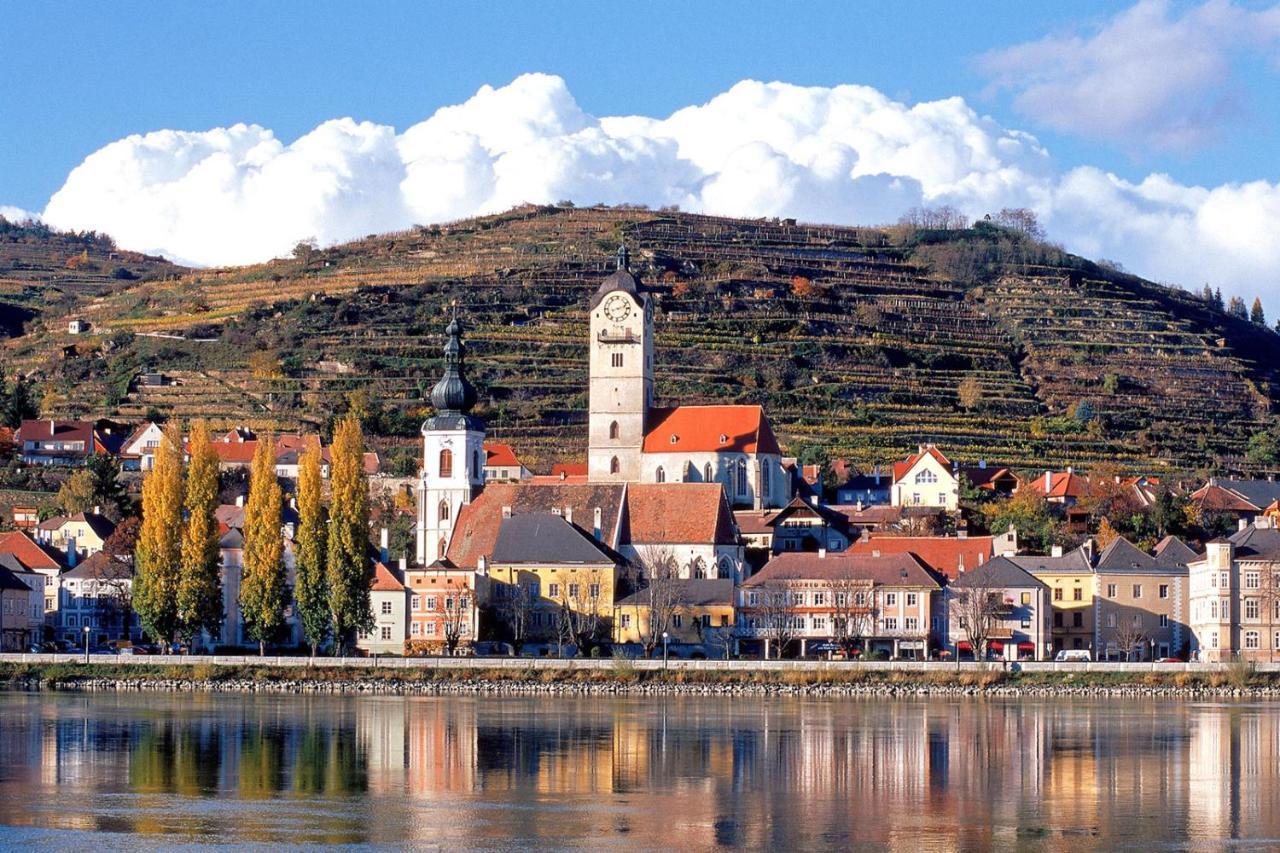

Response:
(417, 315), (485, 565)
(588, 246), (653, 482)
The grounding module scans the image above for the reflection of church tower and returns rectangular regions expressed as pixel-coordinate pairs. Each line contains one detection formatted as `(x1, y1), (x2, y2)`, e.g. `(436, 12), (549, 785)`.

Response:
(588, 246), (654, 482)
(417, 316), (485, 565)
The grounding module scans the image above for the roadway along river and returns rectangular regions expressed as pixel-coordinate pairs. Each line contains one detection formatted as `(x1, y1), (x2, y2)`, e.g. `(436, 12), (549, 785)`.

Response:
(0, 691), (1274, 849)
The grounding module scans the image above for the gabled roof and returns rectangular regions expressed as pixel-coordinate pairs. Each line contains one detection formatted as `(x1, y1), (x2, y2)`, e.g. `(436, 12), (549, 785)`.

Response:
(765, 496), (852, 532)
(892, 445), (953, 483)
(733, 509), (778, 536)
(828, 505), (903, 527)
(950, 556), (1048, 590)
(1228, 524), (1280, 561)
(1008, 546), (1094, 574)
(1214, 479), (1280, 510)
(959, 466), (1021, 491)
(491, 512), (619, 566)
(0, 530), (61, 571)
(616, 578), (735, 608)
(1030, 470), (1091, 500)
(447, 482), (626, 569)
(484, 442), (521, 468)
(120, 421), (164, 456)
(63, 551), (132, 581)
(0, 564), (32, 592)
(642, 405), (781, 455)
(1191, 482), (1261, 513)
(1095, 537), (1158, 571)
(1153, 536), (1198, 565)
(37, 512), (115, 540)
(219, 528), (244, 549)
(624, 483), (739, 545)
(743, 551), (942, 588)
(848, 535), (997, 580)
(370, 560), (405, 592)
(17, 419), (93, 443)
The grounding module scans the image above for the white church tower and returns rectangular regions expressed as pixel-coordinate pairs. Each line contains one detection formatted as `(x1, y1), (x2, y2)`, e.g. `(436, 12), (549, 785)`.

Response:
(416, 315), (485, 565)
(588, 246), (654, 482)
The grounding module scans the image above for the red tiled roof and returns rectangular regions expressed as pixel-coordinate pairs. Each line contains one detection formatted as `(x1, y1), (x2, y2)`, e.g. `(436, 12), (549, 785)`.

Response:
(625, 483), (738, 545)
(16, 419), (93, 443)
(733, 509), (779, 536)
(848, 535), (996, 580)
(549, 462), (587, 477)
(743, 551), (941, 588)
(1190, 482), (1260, 513)
(642, 405), (780, 455)
(484, 442), (521, 468)
(892, 445), (952, 482)
(370, 561), (404, 592)
(1029, 471), (1091, 499)
(0, 530), (60, 571)
(959, 466), (1020, 491)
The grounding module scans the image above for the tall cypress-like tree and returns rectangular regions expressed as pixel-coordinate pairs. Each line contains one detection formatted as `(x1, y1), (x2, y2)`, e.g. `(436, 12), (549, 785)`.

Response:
(294, 435), (330, 656)
(1251, 297), (1266, 326)
(176, 420), (224, 648)
(134, 422), (184, 650)
(239, 432), (287, 655)
(326, 415), (372, 655)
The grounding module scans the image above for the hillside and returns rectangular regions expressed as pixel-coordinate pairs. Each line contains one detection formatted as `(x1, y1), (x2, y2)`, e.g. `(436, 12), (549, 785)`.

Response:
(3, 205), (1278, 474)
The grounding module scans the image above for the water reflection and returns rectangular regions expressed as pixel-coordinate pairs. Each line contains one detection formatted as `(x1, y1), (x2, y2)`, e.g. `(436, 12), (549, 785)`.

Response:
(0, 692), (1278, 848)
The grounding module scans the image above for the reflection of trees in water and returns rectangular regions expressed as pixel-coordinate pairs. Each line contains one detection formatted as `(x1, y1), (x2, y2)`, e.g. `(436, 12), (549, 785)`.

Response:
(128, 721), (222, 795)
(293, 724), (367, 796)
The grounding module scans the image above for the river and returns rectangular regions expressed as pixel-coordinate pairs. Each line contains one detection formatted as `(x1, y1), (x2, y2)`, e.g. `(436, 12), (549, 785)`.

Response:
(0, 691), (1275, 849)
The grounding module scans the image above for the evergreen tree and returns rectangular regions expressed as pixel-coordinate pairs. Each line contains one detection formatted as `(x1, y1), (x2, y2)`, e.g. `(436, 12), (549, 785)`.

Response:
(1251, 297), (1266, 325)
(85, 453), (128, 519)
(134, 423), (184, 649)
(1213, 287), (1224, 311)
(326, 415), (372, 655)
(239, 432), (287, 655)
(1201, 284), (1214, 304)
(176, 420), (224, 648)
(294, 435), (330, 656)
(1227, 295), (1248, 319)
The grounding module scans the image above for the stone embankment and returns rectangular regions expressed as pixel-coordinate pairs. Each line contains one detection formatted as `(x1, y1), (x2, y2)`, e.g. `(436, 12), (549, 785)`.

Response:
(4, 666), (1280, 699)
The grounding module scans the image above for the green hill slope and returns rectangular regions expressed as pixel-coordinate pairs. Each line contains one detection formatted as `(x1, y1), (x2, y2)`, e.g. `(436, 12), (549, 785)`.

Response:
(4, 205), (1277, 473)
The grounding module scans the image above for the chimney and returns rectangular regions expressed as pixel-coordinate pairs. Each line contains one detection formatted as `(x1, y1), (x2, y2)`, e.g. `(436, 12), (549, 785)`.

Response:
(979, 460), (987, 470)
(235, 494), (245, 508)
(66, 540), (76, 568)
(559, 471), (567, 481)
(1051, 545), (1063, 558)
(1067, 466), (1074, 474)
(1239, 517), (1249, 532)
(818, 548), (827, 559)
(874, 464), (881, 485)
(477, 555), (488, 575)
(380, 527), (389, 564)
(1082, 539), (1095, 564)
(564, 506), (573, 525)
(593, 507), (603, 540)
(871, 549), (881, 558)
(501, 506), (511, 519)
(855, 499), (863, 512)
(398, 556), (407, 573)
(1044, 470), (1052, 492)
(93, 505), (100, 516)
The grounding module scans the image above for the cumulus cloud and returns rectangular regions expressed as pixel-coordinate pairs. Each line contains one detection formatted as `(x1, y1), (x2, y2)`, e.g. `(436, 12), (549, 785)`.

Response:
(28, 71), (1280, 311)
(0, 205), (39, 223)
(980, 0), (1280, 150)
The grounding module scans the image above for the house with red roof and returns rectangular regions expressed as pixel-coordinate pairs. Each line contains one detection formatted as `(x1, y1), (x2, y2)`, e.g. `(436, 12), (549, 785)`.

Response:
(847, 529), (1019, 581)
(357, 560), (408, 656)
(1029, 468), (1092, 505)
(482, 442), (530, 482)
(891, 445), (960, 510)
(15, 419), (126, 466)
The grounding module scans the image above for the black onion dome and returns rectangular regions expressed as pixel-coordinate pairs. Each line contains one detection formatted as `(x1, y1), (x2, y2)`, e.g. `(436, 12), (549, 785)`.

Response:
(425, 315), (483, 432)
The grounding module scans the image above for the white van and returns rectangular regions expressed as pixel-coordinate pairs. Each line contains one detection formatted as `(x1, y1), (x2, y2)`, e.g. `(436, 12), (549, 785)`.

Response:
(1055, 649), (1092, 662)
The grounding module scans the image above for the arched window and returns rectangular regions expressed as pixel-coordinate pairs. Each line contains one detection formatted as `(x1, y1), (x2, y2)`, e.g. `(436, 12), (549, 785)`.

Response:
(439, 448), (453, 478)
(761, 464), (771, 499)
(655, 466), (666, 483)
(718, 556), (733, 579)
(610, 456), (620, 475)
(438, 500), (451, 522)
(609, 421), (619, 440)
(438, 538), (447, 559)
(692, 557), (706, 579)
(914, 469), (937, 485)
(737, 459), (748, 496)
(703, 462), (713, 482)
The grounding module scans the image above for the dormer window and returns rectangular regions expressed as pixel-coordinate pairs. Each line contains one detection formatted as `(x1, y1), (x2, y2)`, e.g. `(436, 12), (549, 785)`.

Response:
(719, 434), (728, 444)
(669, 435), (678, 445)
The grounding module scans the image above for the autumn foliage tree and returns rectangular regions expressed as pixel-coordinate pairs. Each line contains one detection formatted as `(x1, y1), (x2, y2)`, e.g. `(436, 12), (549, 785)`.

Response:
(326, 415), (372, 655)
(239, 432), (287, 655)
(134, 423), (185, 649)
(176, 420), (224, 648)
(294, 435), (330, 656)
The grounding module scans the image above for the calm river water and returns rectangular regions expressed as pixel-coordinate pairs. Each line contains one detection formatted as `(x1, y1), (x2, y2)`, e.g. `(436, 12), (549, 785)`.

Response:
(0, 691), (1276, 850)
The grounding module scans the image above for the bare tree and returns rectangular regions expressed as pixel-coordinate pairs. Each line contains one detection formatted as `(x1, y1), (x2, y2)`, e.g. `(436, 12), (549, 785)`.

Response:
(631, 545), (682, 657)
(950, 580), (1004, 661)
(756, 581), (798, 659)
(441, 584), (473, 656)
(554, 569), (607, 656)
(828, 576), (876, 657)
(494, 578), (531, 653)
(1111, 613), (1146, 661)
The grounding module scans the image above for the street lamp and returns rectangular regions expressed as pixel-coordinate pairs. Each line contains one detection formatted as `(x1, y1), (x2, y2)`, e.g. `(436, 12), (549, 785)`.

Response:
(662, 631), (669, 670)
(82, 625), (90, 664)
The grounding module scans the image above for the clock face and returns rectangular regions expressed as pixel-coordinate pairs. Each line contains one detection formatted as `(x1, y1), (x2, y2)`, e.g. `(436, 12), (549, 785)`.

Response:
(603, 294), (632, 323)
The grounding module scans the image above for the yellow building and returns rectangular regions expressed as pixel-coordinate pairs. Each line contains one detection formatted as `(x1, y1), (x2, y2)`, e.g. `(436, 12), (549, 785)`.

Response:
(483, 512), (619, 646)
(1011, 546), (1095, 656)
(34, 511), (115, 562)
(614, 578), (735, 654)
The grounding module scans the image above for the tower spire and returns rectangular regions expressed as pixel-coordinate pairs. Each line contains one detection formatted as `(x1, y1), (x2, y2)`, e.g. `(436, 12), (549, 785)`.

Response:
(429, 315), (478, 418)
(616, 244), (628, 271)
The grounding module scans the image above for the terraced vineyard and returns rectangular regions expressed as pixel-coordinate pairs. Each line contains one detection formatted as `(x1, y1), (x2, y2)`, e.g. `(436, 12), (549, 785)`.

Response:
(4, 205), (1277, 474)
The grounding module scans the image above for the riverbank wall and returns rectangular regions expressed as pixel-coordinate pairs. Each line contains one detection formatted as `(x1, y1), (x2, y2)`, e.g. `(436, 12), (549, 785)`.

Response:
(5, 655), (1280, 698)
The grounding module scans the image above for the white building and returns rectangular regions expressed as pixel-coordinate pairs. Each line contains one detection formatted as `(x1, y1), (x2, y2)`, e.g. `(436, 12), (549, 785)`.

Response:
(891, 444), (960, 510)
(1187, 520), (1280, 663)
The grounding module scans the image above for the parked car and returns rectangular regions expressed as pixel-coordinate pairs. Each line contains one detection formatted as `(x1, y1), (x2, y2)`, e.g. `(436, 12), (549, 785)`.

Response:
(25, 642), (44, 654)
(87, 646), (116, 655)
(1054, 650), (1092, 662)
(1155, 657), (1184, 663)
(472, 641), (515, 657)
(116, 646), (149, 656)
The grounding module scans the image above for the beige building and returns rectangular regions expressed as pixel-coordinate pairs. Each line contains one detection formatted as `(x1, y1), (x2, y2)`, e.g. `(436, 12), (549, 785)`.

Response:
(891, 445), (959, 510)
(614, 578), (736, 653)
(1013, 545), (1096, 656)
(34, 511), (115, 562)
(947, 556), (1051, 661)
(359, 561), (409, 655)
(0, 563), (41, 650)
(1094, 536), (1193, 661)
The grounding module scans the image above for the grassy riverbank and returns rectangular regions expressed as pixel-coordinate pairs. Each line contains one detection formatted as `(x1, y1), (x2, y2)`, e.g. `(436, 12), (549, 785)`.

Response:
(2, 661), (1278, 694)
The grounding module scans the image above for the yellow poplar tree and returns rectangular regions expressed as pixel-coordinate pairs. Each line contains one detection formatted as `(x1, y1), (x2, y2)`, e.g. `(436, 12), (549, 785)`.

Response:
(294, 435), (330, 656)
(239, 432), (287, 655)
(326, 415), (372, 655)
(134, 422), (184, 649)
(176, 420), (224, 647)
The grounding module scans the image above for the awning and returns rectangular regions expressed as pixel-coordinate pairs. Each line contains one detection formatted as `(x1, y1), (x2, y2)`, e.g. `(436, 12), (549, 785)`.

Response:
(1017, 642), (1036, 652)
(989, 641), (1005, 652)
(957, 641), (972, 651)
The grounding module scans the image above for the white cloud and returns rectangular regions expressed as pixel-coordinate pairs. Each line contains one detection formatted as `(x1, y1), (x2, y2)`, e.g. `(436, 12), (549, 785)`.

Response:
(0, 205), (38, 223)
(27, 72), (1280, 313)
(980, 0), (1280, 150)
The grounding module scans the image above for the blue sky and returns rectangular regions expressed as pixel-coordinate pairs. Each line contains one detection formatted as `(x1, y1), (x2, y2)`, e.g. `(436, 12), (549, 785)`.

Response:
(3, 1), (1279, 310)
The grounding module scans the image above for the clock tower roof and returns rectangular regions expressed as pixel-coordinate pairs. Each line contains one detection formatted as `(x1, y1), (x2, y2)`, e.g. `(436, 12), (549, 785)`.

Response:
(589, 245), (641, 309)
